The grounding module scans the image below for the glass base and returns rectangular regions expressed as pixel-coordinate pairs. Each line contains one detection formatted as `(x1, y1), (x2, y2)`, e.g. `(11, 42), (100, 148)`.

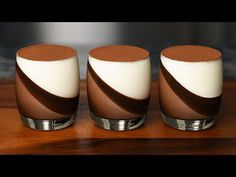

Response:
(20, 114), (75, 131)
(161, 112), (216, 131)
(90, 111), (145, 131)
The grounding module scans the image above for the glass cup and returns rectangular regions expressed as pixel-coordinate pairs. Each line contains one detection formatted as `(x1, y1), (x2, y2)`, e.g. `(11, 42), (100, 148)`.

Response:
(87, 45), (151, 131)
(158, 45), (223, 131)
(15, 44), (80, 130)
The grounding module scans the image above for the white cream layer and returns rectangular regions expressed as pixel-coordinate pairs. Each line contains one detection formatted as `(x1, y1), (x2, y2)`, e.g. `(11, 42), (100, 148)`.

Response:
(88, 56), (151, 99)
(161, 55), (223, 98)
(16, 55), (80, 98)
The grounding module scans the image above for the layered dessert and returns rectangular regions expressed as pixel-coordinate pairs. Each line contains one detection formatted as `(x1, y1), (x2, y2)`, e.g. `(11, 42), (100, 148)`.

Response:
(87, 45), (151, 131)
(15, 44), (80, 130)
(159, 45), (223, 131)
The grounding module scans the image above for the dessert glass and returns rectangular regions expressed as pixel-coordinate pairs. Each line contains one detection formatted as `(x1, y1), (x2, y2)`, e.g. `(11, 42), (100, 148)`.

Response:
(87, 45), (151, 131)
(15, 44), (80, 130)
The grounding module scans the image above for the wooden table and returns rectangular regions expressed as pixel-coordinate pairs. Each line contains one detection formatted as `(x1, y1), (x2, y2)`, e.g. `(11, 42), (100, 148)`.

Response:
(0, 79), (236, 155)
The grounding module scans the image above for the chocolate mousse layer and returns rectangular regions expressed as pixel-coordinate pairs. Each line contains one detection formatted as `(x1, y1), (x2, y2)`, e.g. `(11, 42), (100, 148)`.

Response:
(87, 45), (151, 120)
(159, 45), (222, 120)
(16, 44), (79, 120)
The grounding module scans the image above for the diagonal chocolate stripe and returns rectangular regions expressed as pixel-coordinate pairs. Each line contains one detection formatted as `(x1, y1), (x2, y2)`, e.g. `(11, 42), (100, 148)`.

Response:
(160, 61), (221, 116)
(16, 63), (79, 115)
(87, 61), (150, 115)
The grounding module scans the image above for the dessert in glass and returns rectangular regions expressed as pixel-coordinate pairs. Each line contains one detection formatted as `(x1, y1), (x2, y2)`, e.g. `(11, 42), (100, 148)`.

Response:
(87, 45), (151, 131)
(15, 44), (80, 130)
(159, 45), (223, 131)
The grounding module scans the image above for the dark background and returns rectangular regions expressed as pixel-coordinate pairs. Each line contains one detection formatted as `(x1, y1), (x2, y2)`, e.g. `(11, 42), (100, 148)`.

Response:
(0, 22), (234, 79)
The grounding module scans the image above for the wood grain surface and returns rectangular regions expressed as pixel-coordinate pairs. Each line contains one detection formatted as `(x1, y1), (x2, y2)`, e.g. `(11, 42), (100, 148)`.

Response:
(0, 79), (236, 154)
